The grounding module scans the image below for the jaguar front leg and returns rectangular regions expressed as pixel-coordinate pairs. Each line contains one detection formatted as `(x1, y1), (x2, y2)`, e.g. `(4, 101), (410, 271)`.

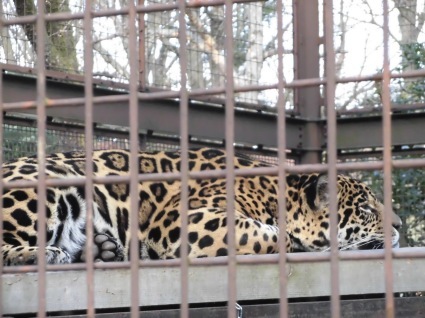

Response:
(2, 244), (72, 266)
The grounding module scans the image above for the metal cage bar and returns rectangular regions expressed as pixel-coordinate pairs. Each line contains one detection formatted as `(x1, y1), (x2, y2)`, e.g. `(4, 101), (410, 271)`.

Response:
(35, 1), (48, 316)
(323, 1), (340, 317)
(128, 1), (141, 318)
(1, 0), (425, 317)
(276, 0), (289, 317)
(382, 0), (396, 317)
(0, 42), (3, 318)
(83, 1), (96, 317)
(177, 0), (190, 316)
(224, 1), (237, 317)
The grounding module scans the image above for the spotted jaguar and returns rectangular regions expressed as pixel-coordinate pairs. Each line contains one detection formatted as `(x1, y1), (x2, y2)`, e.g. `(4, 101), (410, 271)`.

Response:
(2, 148), (401, 265)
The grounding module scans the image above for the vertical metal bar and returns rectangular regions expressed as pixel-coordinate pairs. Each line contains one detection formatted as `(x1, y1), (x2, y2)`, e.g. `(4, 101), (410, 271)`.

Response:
(224, 1), (236, 317)
(0, 54), (4, 318)
(36, 0), (48, 316)
(293, 0), (322, 164)
(382, 0), (395, 317)
(292, 0), (299, 114)
(276, 0), (289, 317)
(128, 1), (140, 317)
(83, 1), (95, 317)
(177, 1), (190, 317)
(323, 0), (340, 317)
(138, 0), (146, 90)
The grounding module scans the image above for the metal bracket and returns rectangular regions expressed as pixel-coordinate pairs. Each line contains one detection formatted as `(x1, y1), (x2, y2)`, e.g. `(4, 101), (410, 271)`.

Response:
(236, 303), (243, 318)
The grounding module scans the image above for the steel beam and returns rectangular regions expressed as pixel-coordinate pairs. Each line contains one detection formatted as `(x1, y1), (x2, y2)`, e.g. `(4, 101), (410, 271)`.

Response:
(2, 72), (303, 152)
(336, 113), (425, 150)
(3, 72), (425, 157)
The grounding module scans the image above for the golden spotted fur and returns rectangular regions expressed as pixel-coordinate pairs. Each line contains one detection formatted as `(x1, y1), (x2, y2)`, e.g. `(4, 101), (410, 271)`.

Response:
(2, 148), (401, 265)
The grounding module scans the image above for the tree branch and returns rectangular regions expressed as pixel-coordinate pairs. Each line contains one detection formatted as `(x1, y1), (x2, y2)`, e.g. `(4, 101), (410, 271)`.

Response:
(186, 9), (226, 76)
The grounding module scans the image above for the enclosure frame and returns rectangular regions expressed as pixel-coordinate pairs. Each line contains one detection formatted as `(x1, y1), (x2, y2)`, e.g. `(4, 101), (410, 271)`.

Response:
(1, 0), (425, 317)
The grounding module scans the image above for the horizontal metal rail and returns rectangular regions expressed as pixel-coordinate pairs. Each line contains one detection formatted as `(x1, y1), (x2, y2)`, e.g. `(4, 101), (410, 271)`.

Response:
(3, 157), (425, 192)
(2, 247), (425, 275)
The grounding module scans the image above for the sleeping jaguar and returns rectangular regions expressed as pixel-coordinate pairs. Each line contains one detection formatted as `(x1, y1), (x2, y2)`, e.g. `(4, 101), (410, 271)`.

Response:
(2, 147), (401, 265)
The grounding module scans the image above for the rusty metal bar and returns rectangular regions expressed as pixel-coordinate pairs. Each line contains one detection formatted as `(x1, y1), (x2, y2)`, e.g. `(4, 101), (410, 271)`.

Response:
(224, 1), (237, 317)
(337, 68), (425, 83)
(3, 61), (425, 94)
(35, 0), (48, 316)
(2, 66), (424, 106)
(324, 0), (340, 317)
(0, 54), (4, 318)
(5, 157), (425, 194)
(0, 0), (261, 26)
(177, 0), (190, 316)
(83, 1), (95, 317)
(382, 1), (395, 317)
(3, 247), (425, 276)
(3, 69), (425, 107)
(1, 1), (425, 316)
(127, 1), (140, 317)
(138, 0), (146, 90)
(276, 0), (289, 317)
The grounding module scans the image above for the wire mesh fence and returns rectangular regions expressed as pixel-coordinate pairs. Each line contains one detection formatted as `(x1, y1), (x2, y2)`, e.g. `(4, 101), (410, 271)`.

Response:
(2, 123), (129, 161)
(0, 0), (296, 107)
(1, 0), (425, 317)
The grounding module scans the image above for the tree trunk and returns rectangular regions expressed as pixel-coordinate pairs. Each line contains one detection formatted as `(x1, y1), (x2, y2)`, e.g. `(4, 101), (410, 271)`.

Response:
(238, 3), (263, 103)
(44, 0), (78, 71)
(187, 9), (206, 89)
(204, 6), (226, 88)
(145, 1), (176, 88)
(0, 1), (17, 63)
(12, 0), (78, 72)
(12, 0), (36, 50)
(393, 0), (425, 70)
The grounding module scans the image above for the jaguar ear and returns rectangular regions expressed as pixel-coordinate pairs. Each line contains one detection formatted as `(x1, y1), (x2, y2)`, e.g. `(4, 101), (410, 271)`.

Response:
(316, 173), (329, 205)
(305, 173), (330, 211)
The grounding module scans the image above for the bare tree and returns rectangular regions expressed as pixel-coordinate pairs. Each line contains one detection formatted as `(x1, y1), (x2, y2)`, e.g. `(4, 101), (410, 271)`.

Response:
(394, 0), (425, 43)
(2, 0), (295, 106)
(11, 0), (78, 72)
(393, 0), (425, 73)
(0, 1), (18, 63)
(145, 1), (178, 88)
(237, 3), (263, 103)
(186, 9), (206, 89)
(1, 1), (36, 65)
(186, 7), (226, 88)
(334, 0), (425, 109)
